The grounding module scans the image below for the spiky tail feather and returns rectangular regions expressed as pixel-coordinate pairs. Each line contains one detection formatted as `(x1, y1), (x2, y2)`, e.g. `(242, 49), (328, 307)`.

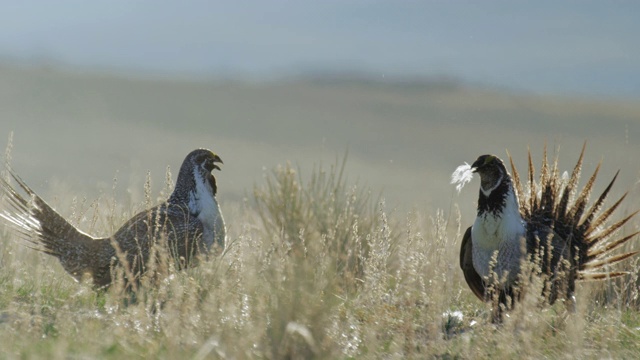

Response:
(508, 143), (639, 281)
(0, 164), (97, 277)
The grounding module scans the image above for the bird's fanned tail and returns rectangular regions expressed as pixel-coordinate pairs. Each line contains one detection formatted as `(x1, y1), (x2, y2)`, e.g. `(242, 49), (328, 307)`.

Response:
(508, 144), (639, 281)
(0, 163), (98, 276)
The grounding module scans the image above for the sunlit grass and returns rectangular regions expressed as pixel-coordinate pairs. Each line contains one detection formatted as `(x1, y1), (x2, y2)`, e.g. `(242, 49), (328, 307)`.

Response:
(0, 154), (639, 359)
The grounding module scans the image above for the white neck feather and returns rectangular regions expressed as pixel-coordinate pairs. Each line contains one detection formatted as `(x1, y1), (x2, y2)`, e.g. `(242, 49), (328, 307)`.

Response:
(471, 186), (526, 282)
(189, 168), (226, 250)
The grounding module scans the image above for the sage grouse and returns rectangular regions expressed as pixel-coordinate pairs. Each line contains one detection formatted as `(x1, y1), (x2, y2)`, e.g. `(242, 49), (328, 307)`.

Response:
(0, 149), (226, 289)
(457, 146), (638, 316)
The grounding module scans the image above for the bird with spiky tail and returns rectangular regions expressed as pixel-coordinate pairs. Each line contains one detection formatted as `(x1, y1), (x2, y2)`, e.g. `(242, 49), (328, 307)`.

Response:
(457, 145), (638, 319)
(0, 149), (226, 289)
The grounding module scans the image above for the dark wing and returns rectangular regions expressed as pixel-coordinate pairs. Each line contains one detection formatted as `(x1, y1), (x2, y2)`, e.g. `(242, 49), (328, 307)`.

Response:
(163, 203), (207, 264)
(460, 226), (486, 301)
(112, 202), (205, 270)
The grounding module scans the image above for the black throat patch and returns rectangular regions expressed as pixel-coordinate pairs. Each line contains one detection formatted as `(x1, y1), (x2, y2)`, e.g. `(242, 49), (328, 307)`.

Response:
(477, 177), (512, 216)
(208, 172), (217, 196)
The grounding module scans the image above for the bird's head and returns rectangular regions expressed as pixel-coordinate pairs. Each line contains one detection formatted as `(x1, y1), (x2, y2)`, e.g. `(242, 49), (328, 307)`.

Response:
(187, 148), (223, 174)
(171, 149), (223, 202)
(189, 149), (222, 189)
(471, 154), (509, 195)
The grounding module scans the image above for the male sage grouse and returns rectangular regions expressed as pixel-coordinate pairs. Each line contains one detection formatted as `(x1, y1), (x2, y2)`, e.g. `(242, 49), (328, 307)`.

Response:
(454, 145), (638, 317)
(0, 149), (226, 289)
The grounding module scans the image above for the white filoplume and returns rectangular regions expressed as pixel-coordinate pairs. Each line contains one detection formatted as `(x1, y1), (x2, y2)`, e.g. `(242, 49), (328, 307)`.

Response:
(450, 162), (474, 193)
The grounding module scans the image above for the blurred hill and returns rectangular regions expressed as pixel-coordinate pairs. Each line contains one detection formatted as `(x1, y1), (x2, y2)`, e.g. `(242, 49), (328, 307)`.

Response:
(1, 64), (640, 223)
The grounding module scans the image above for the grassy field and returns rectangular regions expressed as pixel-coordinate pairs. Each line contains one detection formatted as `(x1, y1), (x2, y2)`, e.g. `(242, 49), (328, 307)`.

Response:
(1, 65), (640, 358)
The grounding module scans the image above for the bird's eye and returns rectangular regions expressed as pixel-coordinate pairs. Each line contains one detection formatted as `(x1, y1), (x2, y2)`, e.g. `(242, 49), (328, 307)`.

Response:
(196, 154), (207, 165)
(201, 158), (214, 171)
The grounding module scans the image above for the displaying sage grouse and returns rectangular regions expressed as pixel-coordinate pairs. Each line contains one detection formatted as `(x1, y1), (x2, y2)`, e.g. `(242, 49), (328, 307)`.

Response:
(457, 145), (638, 317)
(0, 149), (226, 289)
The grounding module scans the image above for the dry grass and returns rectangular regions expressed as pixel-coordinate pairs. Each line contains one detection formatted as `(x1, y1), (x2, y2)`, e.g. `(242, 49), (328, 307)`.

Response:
(1, 65), (640, 358)
(1, 153), (640, 359)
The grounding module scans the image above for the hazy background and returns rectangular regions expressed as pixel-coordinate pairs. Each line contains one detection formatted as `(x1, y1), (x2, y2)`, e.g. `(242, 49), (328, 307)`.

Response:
(2, 1), (639, 98)
(1, 1), (639, 223)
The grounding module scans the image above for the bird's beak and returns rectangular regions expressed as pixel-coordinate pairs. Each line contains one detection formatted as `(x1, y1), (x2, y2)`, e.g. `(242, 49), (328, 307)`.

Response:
(212, 154), (223, 171)
(470, 161), (481, 173)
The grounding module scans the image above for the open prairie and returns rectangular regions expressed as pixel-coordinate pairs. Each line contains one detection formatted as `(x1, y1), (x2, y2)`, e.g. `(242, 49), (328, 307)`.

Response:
(3, 65), (640, 212)
(1, 65), (640, 358)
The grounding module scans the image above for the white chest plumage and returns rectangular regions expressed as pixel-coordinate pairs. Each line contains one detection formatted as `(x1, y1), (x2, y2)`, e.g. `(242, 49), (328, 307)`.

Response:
(189, 169), (226, 250)
(471, 188), (526, 285)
